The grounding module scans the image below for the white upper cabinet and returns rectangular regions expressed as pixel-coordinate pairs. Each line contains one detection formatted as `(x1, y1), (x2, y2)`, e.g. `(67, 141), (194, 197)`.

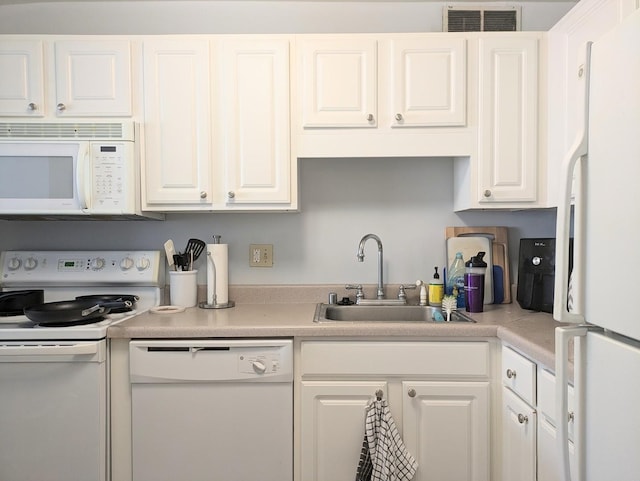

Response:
(54, 40), (132, 117)
(389, 37), (466, 127)
(299, 37), (377, 128)
(453, 33), (543, 211)
(478, 35), (539, 204)
(141, 38), (212, 208)
(216, 37), (293, 208)
(0, 37), (132, 118)
(0, 40), (44, 117)
(296, 34), (472, 158)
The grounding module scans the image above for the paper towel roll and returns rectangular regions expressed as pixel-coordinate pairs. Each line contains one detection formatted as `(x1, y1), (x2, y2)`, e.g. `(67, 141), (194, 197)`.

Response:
(208, 243), (228, 304)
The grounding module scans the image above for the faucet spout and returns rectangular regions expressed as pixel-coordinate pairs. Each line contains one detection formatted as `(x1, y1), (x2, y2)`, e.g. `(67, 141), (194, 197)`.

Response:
(356, 234), (384, 299)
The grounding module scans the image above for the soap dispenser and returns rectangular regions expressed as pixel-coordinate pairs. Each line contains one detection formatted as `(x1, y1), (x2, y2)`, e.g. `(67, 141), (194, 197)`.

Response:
(416, 280), (427, 306)
(428, 267), (444, 307)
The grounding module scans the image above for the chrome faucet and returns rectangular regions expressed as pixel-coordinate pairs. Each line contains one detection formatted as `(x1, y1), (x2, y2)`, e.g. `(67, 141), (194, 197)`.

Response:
(356, 234), (384, 299)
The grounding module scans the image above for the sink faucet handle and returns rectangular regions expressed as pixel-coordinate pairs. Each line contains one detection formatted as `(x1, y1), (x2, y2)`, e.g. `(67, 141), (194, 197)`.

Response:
(345, 284), (364, 302)
(397, 284), (417, 301)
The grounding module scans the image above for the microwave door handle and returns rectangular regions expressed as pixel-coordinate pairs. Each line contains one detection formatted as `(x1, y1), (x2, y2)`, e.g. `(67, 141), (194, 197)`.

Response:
(76, 144), (91, 210)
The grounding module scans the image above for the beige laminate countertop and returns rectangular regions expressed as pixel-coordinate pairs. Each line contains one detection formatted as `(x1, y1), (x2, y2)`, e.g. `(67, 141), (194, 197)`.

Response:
(109, 302), (570, 369)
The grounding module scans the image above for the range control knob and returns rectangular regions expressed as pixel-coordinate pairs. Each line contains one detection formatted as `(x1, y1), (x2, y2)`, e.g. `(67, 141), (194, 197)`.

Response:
(136, 257), (150, 271)
(24, 257), (38, 271)
(7, 257), (22, 271)
(120, 257), (135, 271)
(252, 360), (267, 374)
(90, 258), (105, 271)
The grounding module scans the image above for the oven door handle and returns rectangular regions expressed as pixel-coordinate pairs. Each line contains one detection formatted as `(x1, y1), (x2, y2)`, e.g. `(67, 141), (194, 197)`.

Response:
(0, 342), (98, 356)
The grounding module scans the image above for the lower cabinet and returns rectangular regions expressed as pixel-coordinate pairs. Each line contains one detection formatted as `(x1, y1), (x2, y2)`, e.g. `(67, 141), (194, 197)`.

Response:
(501, 345), (576, 481)
(298, 341), (492, 481)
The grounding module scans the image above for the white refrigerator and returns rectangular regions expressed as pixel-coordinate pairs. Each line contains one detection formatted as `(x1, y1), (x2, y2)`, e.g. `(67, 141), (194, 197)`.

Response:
(553, 8), (640, 481)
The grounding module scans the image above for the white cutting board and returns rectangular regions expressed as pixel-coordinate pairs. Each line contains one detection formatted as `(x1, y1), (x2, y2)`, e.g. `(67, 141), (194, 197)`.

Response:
(446, 236), (493, 304)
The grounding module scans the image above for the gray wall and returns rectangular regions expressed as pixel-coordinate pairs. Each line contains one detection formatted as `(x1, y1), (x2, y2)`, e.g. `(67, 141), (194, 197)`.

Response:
(0, 158), (557, 286)
(0, 0), (573, 287)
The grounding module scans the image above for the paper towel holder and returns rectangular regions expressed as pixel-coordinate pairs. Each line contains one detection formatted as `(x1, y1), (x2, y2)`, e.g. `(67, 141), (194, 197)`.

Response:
(199, 235), (235, 310)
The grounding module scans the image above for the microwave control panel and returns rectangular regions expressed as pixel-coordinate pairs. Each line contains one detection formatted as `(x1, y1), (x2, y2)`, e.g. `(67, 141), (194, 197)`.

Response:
(90, 142), (134, 209)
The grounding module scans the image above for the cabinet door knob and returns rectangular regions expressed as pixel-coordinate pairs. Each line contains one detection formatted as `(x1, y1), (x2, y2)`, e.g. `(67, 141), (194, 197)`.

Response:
(395, 113), (403, 121)
(517, 413), (529, 424)
(408, 388), (416, 398)
(506, 368), (516, 379)
(367, 114), (374, 122)
(27, 102), (38, 111)
(56, 103), (66, 112)
(200, 191), (207, 199)
(483, 189), (492, 198)
(227, 191), (235, 199)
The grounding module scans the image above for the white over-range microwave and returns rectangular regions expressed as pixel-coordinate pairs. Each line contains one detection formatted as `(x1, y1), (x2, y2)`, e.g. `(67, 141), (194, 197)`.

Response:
(0, 121), (162, 219)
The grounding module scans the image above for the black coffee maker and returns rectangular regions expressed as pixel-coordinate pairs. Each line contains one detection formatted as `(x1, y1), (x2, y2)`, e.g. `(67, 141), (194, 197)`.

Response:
(517, 238), (573, 313)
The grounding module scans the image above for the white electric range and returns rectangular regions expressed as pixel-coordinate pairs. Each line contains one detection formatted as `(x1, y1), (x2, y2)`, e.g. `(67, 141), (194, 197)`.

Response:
(0, 250), (163, 481)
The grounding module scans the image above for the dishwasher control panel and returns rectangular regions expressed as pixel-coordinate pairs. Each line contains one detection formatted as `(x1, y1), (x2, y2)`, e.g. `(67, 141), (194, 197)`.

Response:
(239, 352), (281, 375)
(130, 339), (293, 383)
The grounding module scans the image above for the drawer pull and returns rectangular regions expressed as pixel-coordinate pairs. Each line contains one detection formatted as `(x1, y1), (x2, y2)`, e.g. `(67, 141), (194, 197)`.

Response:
(517, 413), (528, 424)
(408, 388), (416, 398)
(506, 368), (517, 379)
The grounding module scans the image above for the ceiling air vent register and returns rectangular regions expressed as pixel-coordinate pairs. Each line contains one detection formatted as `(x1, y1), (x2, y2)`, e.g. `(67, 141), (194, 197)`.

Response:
(444, 5), (521, 32)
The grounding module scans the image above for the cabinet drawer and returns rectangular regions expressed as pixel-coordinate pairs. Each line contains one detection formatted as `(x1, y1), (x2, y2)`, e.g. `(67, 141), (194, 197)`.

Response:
(502, 346), (536, 405)
(301, 341), (490, 378)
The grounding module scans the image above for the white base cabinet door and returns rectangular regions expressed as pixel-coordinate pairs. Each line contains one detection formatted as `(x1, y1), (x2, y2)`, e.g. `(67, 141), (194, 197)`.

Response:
(300, 380), (388, 481)
(403, 381), (490, 481)
(142, 39), (212, 208)
(502, 387), (537, 481)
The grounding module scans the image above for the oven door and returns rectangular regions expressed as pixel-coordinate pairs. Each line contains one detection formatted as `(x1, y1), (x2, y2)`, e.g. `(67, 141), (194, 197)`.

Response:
(0, 142), (90, 214)
(0, 340), (107, 481)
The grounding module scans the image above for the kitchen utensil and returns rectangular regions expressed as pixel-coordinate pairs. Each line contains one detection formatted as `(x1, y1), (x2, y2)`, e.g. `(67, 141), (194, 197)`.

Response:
(185, 238), (206, 262)
(173, 253), (190, 271)
(445, 226), (511, 303)
(164, 240), (177, 271)
(75, 294), (139, 313)
(0, 290), (44, 315)
(24, 299), (132, 326)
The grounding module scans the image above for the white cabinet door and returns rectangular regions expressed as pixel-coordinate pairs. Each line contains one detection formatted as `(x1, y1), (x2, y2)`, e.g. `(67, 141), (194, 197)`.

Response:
(142, 39), (212, 207)
(389, 37), (466, 127)
(54, 40), (132, 117)
(478, 36), (539, 203)
(502, 387), (536, 481)
(537, 416), (577, 481)
(218, 37), (291, 205)
(403, 381), (490, 481)
(0, 40), (44, 117)
(300, 380), (387, 481)
(299, 37), (377, 128)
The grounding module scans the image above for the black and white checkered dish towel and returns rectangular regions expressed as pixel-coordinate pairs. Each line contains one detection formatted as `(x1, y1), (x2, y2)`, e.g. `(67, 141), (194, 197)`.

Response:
(355, 398), (418, 481)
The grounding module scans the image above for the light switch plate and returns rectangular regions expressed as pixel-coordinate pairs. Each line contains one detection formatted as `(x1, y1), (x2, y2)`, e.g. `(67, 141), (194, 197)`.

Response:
(249, 244), (273, 267)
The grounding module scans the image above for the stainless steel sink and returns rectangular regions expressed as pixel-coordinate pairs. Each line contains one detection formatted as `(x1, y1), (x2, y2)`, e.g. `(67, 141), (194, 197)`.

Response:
(313, 303), (476, 323)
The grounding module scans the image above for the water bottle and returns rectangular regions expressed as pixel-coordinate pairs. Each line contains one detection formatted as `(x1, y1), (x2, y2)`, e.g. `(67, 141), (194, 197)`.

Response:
(464, 252), (487, 313)
(446, 252), (466, 308)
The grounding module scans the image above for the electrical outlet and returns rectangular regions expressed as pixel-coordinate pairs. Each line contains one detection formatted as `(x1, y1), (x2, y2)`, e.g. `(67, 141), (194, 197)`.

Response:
(249, 244), (273, 267)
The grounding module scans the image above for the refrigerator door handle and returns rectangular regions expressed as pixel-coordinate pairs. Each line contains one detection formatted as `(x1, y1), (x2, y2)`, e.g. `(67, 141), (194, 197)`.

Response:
(553, 42), (592, 325)
(555, 325), (588, 481)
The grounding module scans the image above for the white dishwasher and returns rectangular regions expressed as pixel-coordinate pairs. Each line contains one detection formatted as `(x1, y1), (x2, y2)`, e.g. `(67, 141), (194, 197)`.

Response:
(129, 339), (293, 481)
